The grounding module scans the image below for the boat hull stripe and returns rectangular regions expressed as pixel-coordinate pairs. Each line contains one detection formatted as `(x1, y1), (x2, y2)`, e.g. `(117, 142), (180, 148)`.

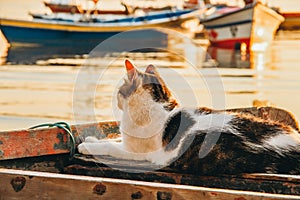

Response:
(204, 20), (252, 29)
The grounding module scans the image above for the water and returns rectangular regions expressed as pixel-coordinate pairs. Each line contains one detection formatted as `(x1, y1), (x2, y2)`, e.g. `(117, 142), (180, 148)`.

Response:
(0, 30), (300, 131)
(0, 0), (300, 131)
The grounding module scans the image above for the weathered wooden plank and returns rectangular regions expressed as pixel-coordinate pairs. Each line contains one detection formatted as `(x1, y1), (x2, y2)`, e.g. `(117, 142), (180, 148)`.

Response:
(0, 128), (70, 160)
(0, 168), (299, 200)
(65, 156), (300, 195)
(1, 154), (300, 196)
(0, 121), (119, 160)
(68, 154), (300, 195)
(0, 154), (70, 173)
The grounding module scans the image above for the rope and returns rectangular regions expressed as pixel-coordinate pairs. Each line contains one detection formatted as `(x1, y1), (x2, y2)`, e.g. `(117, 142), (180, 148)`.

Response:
(29, 122), (76, 157)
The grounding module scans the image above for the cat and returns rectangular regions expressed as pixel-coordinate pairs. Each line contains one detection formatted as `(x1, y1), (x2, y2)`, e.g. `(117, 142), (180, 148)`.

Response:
(78, 59), (300, 175)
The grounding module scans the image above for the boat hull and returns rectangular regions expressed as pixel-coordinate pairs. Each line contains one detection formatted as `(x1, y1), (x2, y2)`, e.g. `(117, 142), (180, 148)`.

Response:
(0, 20), (172, 63)
(0, 19), (172, 47)
(44, 1), (128, 15)
(280, 12), (300, 30)
(0, 9), (197, 48)
(0, 10), (198, 63)
(201, 3), (284, 49)
(0, 24), (168, 63)
(0, 23), (119, 47)
(44, 1), (82, 14)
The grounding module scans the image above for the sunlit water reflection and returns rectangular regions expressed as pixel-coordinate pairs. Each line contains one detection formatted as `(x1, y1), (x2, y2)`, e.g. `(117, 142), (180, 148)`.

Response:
(0, 30), (300, 131)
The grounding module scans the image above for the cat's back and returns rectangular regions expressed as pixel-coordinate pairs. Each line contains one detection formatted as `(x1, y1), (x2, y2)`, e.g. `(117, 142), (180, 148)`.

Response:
(162, 107), (300, 175)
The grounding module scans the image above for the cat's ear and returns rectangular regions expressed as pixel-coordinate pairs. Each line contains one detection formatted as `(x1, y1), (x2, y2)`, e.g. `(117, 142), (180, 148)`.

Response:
(145, 64), (158, 75)
(125, 59), (136, 82)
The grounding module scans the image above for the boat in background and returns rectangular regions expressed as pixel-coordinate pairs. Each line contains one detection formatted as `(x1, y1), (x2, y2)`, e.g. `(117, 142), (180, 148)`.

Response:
(43, 0), (184, 16)
(121, 0), (183, 14)
(0, 9), (200, 63)
(280, 12), (300, 30)
(29, 11), (129, 23)
(38, 0), (195, 22)
(44, 0), (83, 14)
(200, 2), (284, 50)
(44, 0), (130, 15)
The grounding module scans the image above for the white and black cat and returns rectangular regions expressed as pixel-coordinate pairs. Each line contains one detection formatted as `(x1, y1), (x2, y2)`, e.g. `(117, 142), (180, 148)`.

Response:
(78, 59), (300, 175)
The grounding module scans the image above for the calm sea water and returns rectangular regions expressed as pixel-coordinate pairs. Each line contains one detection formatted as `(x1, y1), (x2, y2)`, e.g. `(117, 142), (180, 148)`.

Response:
(0, 0), (300, 131)
(0, 30), (300, 131)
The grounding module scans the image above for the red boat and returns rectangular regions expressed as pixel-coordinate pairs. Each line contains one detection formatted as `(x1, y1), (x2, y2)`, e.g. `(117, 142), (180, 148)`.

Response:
(44, 1), (82, 14)
(43, 0), (186, 16)
(280, 12), (300, 30)
(44, 0), (130, 15)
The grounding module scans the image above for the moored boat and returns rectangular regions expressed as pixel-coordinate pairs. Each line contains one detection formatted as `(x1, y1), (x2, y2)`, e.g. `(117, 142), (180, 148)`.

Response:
(280, 12), (300, 30)
(44, 0), (130, 15)
(29, 12), (131, 23)
(44, 0), (83, 14)
(200, 2), (284, 50)
(43, 0), (183, 16)
(0, 9), (199, 53)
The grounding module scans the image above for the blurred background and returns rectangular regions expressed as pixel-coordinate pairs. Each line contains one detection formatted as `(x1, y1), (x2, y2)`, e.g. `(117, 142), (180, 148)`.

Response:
(0, 0), (300, 131)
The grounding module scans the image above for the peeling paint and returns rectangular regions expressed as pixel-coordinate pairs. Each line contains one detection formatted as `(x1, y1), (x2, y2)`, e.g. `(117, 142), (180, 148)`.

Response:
(53, 133), (68, 150)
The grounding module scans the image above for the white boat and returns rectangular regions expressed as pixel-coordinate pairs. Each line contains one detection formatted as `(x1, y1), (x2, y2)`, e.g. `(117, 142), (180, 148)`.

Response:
(200, 2), (284, 50)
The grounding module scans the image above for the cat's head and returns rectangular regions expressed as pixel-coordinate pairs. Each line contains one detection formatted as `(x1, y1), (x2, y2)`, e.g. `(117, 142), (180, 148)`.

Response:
(117, 60), (178, 122)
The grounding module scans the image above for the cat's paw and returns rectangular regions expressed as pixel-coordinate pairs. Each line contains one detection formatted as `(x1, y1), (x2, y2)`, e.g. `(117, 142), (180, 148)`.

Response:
(77, 143), (91, 155)
(83, 136), (122, 143)
(151, 159), (168, 166)
(146, 153), (169, 166)
(84, 136), (100, 143)
(77, 142), (111, 155)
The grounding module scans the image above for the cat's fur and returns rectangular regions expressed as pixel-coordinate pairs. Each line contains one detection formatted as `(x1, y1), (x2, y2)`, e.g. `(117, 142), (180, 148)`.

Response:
(78, 59), (300, 175)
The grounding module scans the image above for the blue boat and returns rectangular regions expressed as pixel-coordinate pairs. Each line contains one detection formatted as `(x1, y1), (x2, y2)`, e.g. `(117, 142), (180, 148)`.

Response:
(2, 28), (169, 64)
(0, 9), (198, 48)
(0, 9), (199, 63)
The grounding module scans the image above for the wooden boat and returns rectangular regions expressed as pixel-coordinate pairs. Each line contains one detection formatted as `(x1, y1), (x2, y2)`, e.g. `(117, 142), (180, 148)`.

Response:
(43, 0), (178, 16)
(0, 9), (198, 53)
(0, 106), (299, 199)
(44, 0), (83, 14)
(36, 0), (191, 22)
(29, 12), (130, 23)
(44, 0), (130, 15)
(280, 12), (300, 30)
(200, 2), (284, 50)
